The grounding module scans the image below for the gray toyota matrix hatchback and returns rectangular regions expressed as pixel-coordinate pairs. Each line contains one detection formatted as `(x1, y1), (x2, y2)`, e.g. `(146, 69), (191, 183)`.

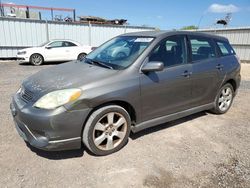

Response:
(10, 31), (241, 156)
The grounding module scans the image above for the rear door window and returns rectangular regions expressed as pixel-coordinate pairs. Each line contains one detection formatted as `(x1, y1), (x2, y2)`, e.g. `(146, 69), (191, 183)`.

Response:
(189, 36), (216, 62)
(216, 41), (235, 56)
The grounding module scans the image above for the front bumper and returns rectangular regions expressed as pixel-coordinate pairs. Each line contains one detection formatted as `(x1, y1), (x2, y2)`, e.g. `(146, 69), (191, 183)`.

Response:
(16, 54), (29, 62)
(10, 94), (91, 151)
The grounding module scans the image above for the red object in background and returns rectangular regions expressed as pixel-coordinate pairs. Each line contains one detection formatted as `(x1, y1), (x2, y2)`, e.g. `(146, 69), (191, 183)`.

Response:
(0, 3), (76, 21)
(0, 3), (74, 12)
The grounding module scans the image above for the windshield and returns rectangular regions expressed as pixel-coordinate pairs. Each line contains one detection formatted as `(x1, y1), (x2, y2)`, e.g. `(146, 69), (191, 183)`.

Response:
(84, 36), (154, 70)
(38, 41), (50, 47)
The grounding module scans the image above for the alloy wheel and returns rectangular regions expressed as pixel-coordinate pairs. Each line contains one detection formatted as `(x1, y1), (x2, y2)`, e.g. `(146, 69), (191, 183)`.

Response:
(31, 54), (43, 65)
(218, 87), (233, 112)
(78, 53), (86, 61)
(92, 112), (128, 151)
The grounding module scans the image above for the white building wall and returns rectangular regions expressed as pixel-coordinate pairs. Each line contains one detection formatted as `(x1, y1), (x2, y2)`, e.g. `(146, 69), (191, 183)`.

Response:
(0, 17), (154, 58)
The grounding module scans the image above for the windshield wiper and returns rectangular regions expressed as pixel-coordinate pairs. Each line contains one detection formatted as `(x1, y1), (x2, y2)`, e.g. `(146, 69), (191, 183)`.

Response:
(86, 58), (113, 69)
(93, 60), (113, 69)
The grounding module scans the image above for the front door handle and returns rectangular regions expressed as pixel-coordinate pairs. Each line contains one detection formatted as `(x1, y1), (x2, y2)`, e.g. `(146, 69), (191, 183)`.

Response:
(182, 70), (192, 77)
(216, 64), (224, 70)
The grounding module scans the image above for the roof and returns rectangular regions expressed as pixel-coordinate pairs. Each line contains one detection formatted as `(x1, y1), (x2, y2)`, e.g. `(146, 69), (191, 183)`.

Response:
(49, 39), (82, 46)
(121, 30), (228, 41)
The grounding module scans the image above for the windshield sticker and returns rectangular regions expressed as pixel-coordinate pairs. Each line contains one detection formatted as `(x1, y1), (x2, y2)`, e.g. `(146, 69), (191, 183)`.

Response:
(134, 38), (153, 43)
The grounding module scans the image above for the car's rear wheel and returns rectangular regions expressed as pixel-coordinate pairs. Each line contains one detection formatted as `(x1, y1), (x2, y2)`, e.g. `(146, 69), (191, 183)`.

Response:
(77, 53), (86, 61)
(211, 83), (234, 114)
(83, 105), (131, 156)
(30, 54), (44, 66)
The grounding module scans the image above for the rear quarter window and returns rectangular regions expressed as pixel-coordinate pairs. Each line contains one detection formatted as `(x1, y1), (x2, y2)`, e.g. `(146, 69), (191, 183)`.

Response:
(216, 40), (235, 56)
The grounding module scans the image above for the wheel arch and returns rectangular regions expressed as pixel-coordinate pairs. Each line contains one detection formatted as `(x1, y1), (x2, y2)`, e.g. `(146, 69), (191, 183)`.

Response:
(81, 100), (137, 136)
(77, 52), (87, 59)
(224, 79), (237, 92)
(90, 100), (136, 123)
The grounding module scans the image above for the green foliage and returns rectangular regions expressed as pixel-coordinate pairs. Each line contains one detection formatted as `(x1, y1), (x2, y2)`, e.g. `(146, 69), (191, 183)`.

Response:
(181, 25), (198, 30)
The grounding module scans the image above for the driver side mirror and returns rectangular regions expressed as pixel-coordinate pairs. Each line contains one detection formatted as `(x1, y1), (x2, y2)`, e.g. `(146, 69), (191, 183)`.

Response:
(141, 61), (164, 73)
(45, 46), (52, 49)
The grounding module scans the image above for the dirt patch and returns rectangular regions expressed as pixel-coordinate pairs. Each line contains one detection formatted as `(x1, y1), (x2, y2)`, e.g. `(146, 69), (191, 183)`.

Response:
(0, 61), (250, 187)
(209, 157), (250, 188)
(143, 168), (196, 188)
(143, 156), (250, 188)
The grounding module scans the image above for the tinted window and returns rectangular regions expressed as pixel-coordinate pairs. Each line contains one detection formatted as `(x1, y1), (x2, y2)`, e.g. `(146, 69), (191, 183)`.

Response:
(48, 41), (64, 48)
(63, 41), (77, 47)
(216, 41), (235, 56)
(190, 36), (216, 61)
(149, 35), (187, 67)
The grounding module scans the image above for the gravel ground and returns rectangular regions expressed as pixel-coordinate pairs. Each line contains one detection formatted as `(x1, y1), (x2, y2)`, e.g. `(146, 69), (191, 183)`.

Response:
(0, 61), (250, 188)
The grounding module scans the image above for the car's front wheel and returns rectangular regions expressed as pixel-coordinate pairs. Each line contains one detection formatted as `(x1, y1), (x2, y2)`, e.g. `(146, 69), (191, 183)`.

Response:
(211, 83), (234, 114)
(83, 105), (131, 156)
(77, 53), (86, 61)
(30, 54), (44, 66)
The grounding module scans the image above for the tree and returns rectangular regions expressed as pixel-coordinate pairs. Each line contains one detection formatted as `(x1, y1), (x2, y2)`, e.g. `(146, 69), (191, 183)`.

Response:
(181, 25), (198, 30)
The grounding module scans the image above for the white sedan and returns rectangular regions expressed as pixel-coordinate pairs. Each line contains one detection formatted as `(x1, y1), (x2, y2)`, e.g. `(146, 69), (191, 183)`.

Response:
(17, 40), (92, 65)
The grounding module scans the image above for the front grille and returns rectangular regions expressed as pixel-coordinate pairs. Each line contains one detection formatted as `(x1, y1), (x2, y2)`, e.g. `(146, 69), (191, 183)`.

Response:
(20, 87), (34, 102)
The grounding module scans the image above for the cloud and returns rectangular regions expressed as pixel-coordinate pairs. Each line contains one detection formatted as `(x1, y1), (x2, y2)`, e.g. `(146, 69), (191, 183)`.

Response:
(208, 3), (240, 13)
(156, 15), (163, 19)
(2, 2), (16, 5)
(2, 1), (15, 4)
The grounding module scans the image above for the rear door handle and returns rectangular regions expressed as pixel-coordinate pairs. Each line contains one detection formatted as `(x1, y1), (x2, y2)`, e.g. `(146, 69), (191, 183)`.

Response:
(216, 64), (224, 70)
(182, 71), (192, 77)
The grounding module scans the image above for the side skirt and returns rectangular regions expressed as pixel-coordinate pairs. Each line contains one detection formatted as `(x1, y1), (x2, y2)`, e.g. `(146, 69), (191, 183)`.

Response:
(131, 103), (214, 133)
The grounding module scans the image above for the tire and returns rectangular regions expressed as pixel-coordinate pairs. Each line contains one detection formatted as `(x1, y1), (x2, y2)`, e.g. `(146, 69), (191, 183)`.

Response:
(83, 105), (131, 156)
(210, 83), (234, 114)
(30, 53), (44, 66)
(77, 53), (86, 61)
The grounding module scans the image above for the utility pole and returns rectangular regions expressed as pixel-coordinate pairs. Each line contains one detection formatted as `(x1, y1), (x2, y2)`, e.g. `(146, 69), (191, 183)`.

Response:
(0, 0), (3, 17)
(51, 8), (54, 21)
(73, 9), (76, 22)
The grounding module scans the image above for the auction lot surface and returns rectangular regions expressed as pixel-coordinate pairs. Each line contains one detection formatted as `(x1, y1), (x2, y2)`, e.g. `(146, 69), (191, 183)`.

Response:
(1, 61), (250, 188)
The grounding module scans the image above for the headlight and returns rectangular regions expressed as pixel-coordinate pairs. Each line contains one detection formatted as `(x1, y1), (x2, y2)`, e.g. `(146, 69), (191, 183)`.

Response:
(34, 89), (81, 109)
(17, 87), (22, 94)
(17, 51), (26, 55)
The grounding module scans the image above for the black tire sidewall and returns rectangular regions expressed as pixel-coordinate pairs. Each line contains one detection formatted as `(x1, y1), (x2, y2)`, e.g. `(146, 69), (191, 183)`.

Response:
(83, 105), (131, 156)
(214, 83), (234, 114)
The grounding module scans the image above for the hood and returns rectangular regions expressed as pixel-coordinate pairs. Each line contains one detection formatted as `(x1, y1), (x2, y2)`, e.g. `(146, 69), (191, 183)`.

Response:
(18, 47), (41, 52)
(22, 61), (118, 95)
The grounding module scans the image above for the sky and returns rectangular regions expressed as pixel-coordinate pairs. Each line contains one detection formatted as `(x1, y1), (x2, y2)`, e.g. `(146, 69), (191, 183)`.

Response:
(1, 0), (250, 29)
